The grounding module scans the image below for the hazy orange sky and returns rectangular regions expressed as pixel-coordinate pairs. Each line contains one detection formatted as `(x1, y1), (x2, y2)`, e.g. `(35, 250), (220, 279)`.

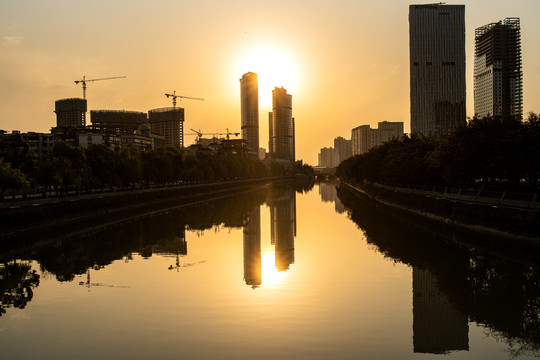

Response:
(1, 0), (539, 165)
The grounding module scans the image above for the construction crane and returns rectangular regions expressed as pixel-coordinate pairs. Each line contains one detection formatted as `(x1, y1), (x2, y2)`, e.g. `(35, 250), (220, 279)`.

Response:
(189, 128), (240, 144)
(165, 90), (204, 109)
(74, 75), (126, 99)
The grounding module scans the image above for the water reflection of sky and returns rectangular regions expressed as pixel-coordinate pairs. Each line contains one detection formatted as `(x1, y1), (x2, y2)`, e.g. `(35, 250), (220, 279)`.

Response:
(1, 183), (539, 359)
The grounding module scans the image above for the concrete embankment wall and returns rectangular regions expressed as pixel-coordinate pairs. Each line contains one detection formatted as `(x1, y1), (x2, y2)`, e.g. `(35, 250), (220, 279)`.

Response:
(343, 181), (540, 241)
(0, 177), (287, 242)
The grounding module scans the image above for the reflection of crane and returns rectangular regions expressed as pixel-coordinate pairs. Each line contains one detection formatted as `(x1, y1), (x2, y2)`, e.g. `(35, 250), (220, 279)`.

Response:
(189, 128), (240, 144)
(79, 267), (130, 291)
(74, 75), (126, 99)
(165, 90), (204, 109)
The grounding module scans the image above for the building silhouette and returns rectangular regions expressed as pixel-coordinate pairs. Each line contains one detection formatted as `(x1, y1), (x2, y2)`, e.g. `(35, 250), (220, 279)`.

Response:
(90, 110), (147, 135)
(351, 121), (403, 156)
(269, 87), (295, 163)
(148, 107), (185, 148)
(409, 4), (466, 136)
(474, 18), (522, 120)
(319, 182), (345, 213)
(240, 72), (259, 156)
(318, 147), (336, 168)
(243, 207), (262, 288)
(413, 267), (469, 354)
(55, 98), (87, 128)
(268, 186), (296, 271)
(334, 136), (352, 165)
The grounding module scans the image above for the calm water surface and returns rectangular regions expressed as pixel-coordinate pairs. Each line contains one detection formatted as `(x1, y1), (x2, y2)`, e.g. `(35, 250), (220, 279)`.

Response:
(1, 182), (539, 359)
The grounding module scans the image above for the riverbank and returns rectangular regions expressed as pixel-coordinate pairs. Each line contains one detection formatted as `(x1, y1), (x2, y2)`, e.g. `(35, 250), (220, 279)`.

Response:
(342, 181), (540, 242)
(0, 177), (290, 242)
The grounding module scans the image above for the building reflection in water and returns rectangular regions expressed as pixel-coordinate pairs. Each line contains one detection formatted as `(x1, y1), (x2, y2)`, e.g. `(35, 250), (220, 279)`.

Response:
(242, 186), (297, 288)
(413, 267), (469, 354)
(269, 187), (297, 271)
(318, 182), (345, 214)
(243, 206), (262, 288)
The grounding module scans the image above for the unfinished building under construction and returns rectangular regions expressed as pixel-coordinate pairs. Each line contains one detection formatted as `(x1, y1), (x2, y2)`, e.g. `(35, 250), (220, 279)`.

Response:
(90, 110), (147, 135)
(148, 107), (185, 148)
(474, 18), (522, 120)
(55, 98), (87, 128)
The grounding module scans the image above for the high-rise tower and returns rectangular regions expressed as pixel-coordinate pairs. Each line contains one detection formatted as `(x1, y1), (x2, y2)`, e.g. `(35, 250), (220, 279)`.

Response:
(240, 72), (259, 156)
(474, 18), (522, 120)
(269, 87), (295, 163)
(409, 4), (466, 136)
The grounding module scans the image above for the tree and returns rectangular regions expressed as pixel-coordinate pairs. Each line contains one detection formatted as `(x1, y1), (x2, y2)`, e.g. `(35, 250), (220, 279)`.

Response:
(85, 144), (115, 190)
(0, 133), (36, 178)
(116, 146), (141, 187)
(48, 141), (88, 192)
(0, 158), (30, 197)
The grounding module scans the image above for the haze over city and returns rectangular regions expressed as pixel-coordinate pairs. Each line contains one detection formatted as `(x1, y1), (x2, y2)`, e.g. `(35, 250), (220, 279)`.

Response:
(1, 0), (539, 164)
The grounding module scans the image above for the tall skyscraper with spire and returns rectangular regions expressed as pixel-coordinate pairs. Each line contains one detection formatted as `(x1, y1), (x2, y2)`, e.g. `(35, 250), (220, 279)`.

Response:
(240, 72), (259, 156)
(409, 4), (466, 136)
(474, 18), (522, 120)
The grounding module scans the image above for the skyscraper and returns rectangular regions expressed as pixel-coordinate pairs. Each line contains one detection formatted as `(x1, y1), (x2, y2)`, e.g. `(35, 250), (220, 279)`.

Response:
(269, 87), (295, 163)
(409, 4), (466, 136)
(474, 18), (522, 120)
(240, 72), (259, 156)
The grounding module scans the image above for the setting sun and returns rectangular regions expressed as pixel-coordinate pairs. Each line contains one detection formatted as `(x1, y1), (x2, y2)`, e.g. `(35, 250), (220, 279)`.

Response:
(236, 46), (300, 107)
(261, 252), (288, 286)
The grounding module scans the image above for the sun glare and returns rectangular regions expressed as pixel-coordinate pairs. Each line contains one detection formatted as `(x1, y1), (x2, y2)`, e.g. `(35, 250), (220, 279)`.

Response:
(261, 253), (287, 285)
(236, 46), (300, 107)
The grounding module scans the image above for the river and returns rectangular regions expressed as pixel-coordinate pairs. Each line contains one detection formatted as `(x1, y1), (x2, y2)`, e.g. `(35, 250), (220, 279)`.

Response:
(1, 182), (539, 359)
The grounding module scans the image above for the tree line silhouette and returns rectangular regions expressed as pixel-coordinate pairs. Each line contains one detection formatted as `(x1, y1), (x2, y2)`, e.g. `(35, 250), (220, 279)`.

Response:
(337, 113), (540, 191)
(0, 136), (307, 196)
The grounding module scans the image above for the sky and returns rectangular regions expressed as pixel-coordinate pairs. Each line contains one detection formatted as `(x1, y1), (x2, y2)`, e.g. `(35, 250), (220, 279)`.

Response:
(1, 0), (539, 165)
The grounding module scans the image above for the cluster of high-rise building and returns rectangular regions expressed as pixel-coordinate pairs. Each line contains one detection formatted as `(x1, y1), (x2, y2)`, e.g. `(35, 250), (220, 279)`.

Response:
(318, 137), (352, 168)
(5, 98), (177, 160)
(3, 72), (299, 163)
(410, 4), (522, 135)
(352, 121), (404, 156)
(317, 121), (403, 168)
(317, 4), (523, 168)
(240, 72), (296, 165)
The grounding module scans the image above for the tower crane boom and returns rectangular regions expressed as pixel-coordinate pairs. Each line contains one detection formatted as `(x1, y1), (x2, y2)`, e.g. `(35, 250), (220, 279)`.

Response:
(74, 75), (126, 99)
(165, 90), (204, 109)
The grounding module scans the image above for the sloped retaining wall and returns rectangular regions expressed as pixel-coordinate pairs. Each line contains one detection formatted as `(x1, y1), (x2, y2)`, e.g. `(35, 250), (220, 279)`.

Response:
(343, 181), (540, 241)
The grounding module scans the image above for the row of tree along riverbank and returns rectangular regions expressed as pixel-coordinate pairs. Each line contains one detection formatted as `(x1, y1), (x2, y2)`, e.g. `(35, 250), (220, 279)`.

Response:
(337, 114), (540, 192)
(341, 181), (540, 241)
(0, 134), (314, 200)
(0, 176), (309, 242)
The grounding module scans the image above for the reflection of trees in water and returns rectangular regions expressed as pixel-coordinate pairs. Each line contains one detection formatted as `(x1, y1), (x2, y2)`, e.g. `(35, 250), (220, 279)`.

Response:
(293, 177), (314, 194)
(337, 185), (540, 357)
(2, 188), (271, 283)
(0, 261), (40, 316)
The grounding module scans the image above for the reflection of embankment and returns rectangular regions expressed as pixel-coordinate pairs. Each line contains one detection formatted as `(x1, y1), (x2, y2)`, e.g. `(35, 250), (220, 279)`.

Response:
(338, 185), (540, 357)
(0, 186), (271, 283)
(0, 178), (285, 244)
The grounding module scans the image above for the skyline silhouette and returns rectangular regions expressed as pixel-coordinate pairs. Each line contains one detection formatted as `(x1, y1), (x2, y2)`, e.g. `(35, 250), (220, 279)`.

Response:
(1, 1), (539, 164)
